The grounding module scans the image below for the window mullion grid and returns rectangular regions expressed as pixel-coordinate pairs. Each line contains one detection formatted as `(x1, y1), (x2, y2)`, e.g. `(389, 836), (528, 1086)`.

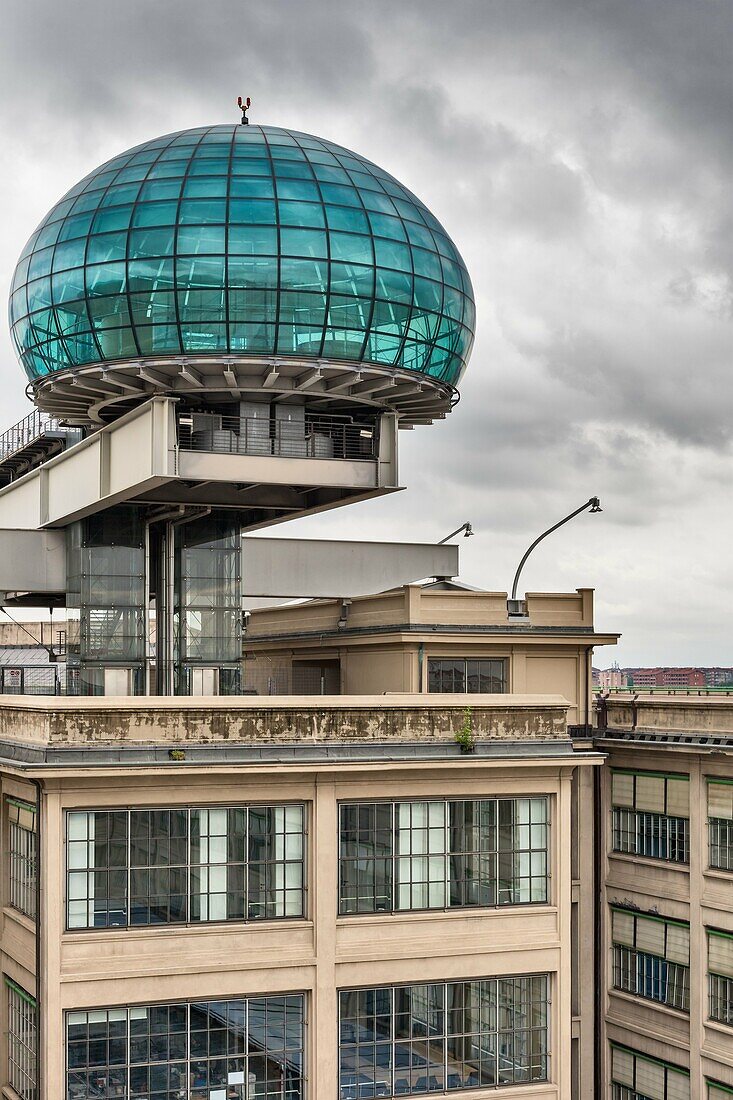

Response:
(245, 805), (250, 923)
(126, 808), (132, 928)
(391, 800), (397, 914)
(186, 806), (191, 924)
(444, 799), (451, 909)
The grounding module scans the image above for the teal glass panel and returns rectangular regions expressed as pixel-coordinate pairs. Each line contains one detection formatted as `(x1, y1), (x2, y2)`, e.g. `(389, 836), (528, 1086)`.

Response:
(99, 183), (142, 208)
(52, 239), (86, 272)
(129, 291), (175, 324)
(85, 263), (126, 296)
(132, 202), (178, 227)
(179, 199), (226, 225)
(137, 324), (182, 354)
(95, 326), (138, 358)
(319, 182), (361, 207)
(280, 258), (328, 292)
(176, 256), (226, 289)
(139, 179), (182, 201)
(178, 289), (226, 324)
(228, 225), (277, 256)
(88, 296), (132, 328)
(91, 206), (133, 233)
(127, 258), (175, 292)
(330, 233), (373, 265)
(11, 124), (473, 385)
(180, 323), (228, 351)
(276, 179), (320, 202)
(28, 247), (54, 280)
(87, 233), (128, 264)
(128, 227), (176, 257)
(230, 177), (274, 198)
(228, 199), (276, 224)
(325, 206), (369, 233)
(374, 239), (412, 273)
(411, 247), (442, 282)
(176, 225), (225, 254)
(228, 287), (277, 322)
(329, 262), (375, 298)
(280, 228), (328, 258)
(368, 212), (407, 241)
(277, 324), (324, 354)
(279, 289), (327, 325)
(229, 322), (275, 351)
(279, 200), (325, 228)
(53, 268), (86, 302)
(58, 213), (95, 242)
(328, 296), (372, 329)
(227, 255), (277, 288)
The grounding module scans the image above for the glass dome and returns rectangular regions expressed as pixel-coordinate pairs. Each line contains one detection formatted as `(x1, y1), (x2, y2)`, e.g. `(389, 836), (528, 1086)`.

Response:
(9, 125), (475, 390)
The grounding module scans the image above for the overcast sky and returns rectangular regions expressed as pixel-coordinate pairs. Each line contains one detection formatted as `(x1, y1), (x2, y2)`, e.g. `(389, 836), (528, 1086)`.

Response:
(1, 0), (731, 665)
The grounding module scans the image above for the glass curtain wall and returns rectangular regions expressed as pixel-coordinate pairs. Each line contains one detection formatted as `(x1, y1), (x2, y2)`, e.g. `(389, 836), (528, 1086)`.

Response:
(174, 513), (242, 694)
(66, 804), (305, 929)
(11, 125), (475, 390)
(66, 995), (305, 1100)
(339, 975), (548, 1097)
(339, 798), (548, 915)
(65, 505), (146, 695)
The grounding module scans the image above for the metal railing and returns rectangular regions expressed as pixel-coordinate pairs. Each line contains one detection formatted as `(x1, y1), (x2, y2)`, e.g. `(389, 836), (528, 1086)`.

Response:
(0, 665), (65, 695)
(178, 412), (378, 461)
(0, 409), (81, 463)
(595, 686), (733, 696)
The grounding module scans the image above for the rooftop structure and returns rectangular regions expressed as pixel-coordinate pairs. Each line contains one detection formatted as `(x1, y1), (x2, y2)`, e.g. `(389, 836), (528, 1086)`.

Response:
(9, 125), (474, 427)
(0, 122), (476, 696)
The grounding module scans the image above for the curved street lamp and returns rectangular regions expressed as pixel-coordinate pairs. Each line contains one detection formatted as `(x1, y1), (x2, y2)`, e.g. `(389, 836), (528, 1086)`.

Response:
(509, 497), (602, 610)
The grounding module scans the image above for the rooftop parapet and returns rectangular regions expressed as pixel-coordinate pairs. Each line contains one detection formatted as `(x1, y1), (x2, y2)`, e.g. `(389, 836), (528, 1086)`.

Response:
(246, 584), (599, 638)
(599, 693), (733, 739)
(0, 693), (572, 769)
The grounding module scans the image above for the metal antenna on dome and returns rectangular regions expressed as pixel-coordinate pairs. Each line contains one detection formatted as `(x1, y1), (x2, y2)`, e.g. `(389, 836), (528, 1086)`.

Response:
(237, 96), (251, 125)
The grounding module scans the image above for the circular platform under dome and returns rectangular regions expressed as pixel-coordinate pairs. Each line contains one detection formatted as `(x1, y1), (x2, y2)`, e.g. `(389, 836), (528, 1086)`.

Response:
(9, 124), (475, 424)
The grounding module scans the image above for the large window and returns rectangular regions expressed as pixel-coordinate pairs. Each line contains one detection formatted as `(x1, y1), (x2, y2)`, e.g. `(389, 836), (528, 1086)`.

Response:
(7, 798), (37, 919)
(610, 1044), (690, 1100)
(611, 770), (689, 864)
(66, 994), (304, 1099)
(339, 798), (548, 915)
(428, 659), (507, 694)
(611, 907), (689, 1012)
(708, 780), (733, 870)
(66, 804), (305, 930)
(708, 929), (733, 1025)
(339, 975), (548, 1098)
(6, 978), (37, 1100)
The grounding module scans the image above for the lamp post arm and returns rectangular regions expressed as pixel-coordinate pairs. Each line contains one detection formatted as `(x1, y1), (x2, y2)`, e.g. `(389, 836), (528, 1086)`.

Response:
(438, 523), (471, 545)
(510, 497), (599, 601)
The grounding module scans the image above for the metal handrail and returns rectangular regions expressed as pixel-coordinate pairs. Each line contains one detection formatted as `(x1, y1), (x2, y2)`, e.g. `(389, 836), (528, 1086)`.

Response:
(0, 409), (78, 463)
(177, 412), (379, 461)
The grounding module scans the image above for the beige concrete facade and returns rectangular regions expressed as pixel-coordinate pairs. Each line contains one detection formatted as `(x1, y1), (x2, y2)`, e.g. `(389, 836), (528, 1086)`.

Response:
(0, 693), (599, 1099)
(598, 695), (733, 1100)
(244, 585), (618, 727)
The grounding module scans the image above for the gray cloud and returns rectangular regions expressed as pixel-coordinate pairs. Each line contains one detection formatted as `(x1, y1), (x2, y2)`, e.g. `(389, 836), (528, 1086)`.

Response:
(0, 0), (731, 665)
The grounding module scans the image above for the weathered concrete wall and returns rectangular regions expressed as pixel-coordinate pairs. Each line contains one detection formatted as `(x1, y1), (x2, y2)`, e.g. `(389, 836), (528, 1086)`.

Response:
(0, 694), (569, 747)
(605, 695), (733, 734)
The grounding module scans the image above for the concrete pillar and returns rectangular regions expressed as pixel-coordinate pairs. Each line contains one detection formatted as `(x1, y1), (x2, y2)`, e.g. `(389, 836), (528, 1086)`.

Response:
(313, 776), (338, 1096)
